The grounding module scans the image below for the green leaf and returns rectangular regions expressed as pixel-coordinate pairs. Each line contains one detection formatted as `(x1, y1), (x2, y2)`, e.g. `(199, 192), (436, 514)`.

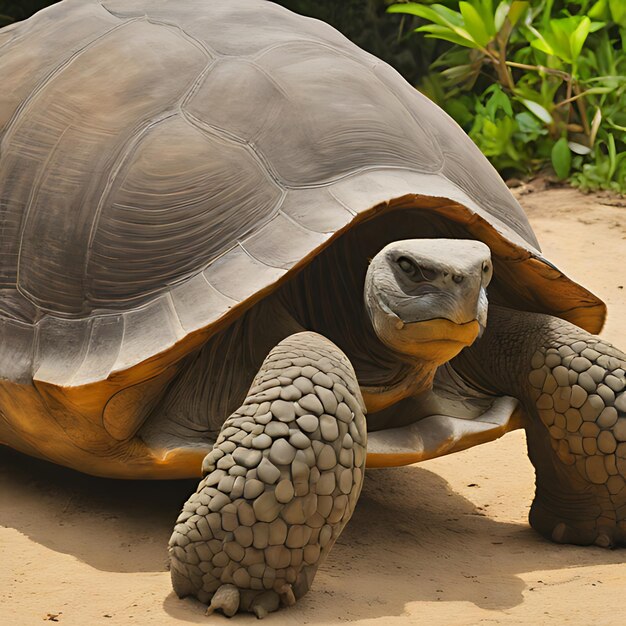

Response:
(417, 24), (481, 49)
(484, 84), (513, 119)
(459, 1), (492, 47)
(530, 37), (556, 57)
(609, 0), (626, 27)
(549, 20), (574, 61)
(470, 114), (520, 162)
(493, 0), (528, 34)
(589, 0), (609, 20)
(528, 15), (601, 68)
(430, 4), (467, 28)
(390, 2), (489, 50)
(494, 1), (510, 32)
(570, 17), (592, 62)
(440, 64), (480, 89)
(607, 133), (617, 178)
(446, 99), (475, 127)
(568, 141), (592, 155)
(551, 137), (572, 179)
(387, 3), (459, 28)
(520, 99), (553, 124)
(508, 1), (529, 27)
(515, 111), (545, 136)
(472, 0), (496, 37)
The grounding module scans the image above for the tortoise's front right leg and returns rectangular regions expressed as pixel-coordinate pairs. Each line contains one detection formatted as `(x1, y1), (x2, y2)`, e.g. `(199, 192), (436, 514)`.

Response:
(168, 332), (367, 618)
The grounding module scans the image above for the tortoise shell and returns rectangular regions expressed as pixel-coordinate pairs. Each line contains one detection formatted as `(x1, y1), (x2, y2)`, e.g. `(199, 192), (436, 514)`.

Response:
(0, 0), (604, 469)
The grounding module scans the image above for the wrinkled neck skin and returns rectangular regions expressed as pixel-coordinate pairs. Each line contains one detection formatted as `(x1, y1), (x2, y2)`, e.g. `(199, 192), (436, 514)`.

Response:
(359, 355), (437, 413)
(452, 304), (562, 404)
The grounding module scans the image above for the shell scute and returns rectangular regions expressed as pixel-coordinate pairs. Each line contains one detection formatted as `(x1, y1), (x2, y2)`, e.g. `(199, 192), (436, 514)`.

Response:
(88, 115), (282, 308)
(280, 189), (354, 235)
(170, 274), (237, 336)
(4, 19), (208, 314)
(242, 213), (329, 270)
(203, 247), (286, 304)
(0, 319), (35, 384)
(183, 46), (443, 190)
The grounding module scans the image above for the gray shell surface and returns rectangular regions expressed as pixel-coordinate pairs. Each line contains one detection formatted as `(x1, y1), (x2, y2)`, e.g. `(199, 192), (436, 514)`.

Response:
(0, 0), (601, 391)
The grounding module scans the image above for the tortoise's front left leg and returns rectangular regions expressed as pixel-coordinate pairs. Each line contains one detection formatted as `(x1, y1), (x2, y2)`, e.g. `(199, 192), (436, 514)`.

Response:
(522, 317), (626, 547)
(458, 306), (626, 547)
(168, 332), (367, 618)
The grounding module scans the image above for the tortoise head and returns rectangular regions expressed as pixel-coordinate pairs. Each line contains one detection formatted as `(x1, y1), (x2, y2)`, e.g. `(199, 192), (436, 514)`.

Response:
(364, 239), (492, 365)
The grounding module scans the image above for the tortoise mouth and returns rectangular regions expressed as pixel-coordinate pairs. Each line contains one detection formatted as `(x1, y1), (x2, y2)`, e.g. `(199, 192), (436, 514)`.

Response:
(368, 311), (481, 364)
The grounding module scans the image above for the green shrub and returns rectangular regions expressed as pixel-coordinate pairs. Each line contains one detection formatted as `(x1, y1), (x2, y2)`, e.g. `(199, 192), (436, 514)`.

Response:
(388, 0), (626, 192)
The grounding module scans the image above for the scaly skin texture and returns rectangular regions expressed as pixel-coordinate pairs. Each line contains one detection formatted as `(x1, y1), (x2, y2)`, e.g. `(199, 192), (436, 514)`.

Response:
(457, 306), (626, 546)
(168, 332), (367, 618)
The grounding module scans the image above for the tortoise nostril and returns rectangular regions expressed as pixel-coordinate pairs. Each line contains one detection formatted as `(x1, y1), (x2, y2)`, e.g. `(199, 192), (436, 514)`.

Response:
(452, 275), (464, 284)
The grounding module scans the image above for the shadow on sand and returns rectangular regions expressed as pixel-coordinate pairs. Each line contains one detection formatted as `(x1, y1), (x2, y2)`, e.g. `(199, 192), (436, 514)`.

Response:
(0, 445), (621, 622)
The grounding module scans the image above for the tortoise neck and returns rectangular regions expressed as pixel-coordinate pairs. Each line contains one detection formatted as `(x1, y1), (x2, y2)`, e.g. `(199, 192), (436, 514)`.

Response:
(360, 362), (438, 412)
(152, 297), (304, 440)
(452, 305), (551, 399)
(275, 237), (418, 392)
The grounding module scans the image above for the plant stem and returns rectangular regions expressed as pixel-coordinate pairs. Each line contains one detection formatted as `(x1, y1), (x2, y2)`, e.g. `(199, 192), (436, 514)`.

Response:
(495, 20), (515, 91)
(505, 61), (570, 81)
(555, 90), (595, 108)
(564, 75), (573, 125)
(573, 82), (591, 137)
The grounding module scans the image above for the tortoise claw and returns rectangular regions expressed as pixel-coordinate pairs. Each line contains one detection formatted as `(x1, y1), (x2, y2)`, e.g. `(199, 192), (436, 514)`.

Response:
(205, 584), (240, 617)
(250, 591), (280, 619)
(551, 522), (569, 544)
(594, 532), (614, 549)
(278, 584), (296, 607)
(549, 520), (598, 546)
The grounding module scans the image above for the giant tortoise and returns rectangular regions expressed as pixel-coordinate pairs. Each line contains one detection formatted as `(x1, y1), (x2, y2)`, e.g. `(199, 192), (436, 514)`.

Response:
(0, 0), (625, 618)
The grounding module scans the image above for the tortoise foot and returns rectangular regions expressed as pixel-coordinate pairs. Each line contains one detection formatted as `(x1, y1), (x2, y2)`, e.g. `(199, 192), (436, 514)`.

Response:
(529, 484), (626, 547)
(526, 401), (626, 548)
(168, 332), (367, 615)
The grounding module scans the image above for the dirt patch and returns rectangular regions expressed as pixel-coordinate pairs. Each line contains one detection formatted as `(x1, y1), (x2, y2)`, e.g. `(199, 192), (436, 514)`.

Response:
(1, 185), (625, 625)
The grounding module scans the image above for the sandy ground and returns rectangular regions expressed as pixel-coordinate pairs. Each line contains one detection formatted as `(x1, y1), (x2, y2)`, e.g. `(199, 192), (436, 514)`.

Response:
(1, 185), (625, 626)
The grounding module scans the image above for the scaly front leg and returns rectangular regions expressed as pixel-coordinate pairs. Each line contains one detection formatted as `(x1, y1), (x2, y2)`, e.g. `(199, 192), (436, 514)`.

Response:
(460, 306), (626, 547)
(525, 318), (626, 546)
(168, 332), (367, 617)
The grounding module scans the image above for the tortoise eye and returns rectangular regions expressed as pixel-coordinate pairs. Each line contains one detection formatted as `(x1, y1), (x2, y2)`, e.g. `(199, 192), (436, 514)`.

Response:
(397, 257), (437, 282)
(397, 257), (415, 274)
